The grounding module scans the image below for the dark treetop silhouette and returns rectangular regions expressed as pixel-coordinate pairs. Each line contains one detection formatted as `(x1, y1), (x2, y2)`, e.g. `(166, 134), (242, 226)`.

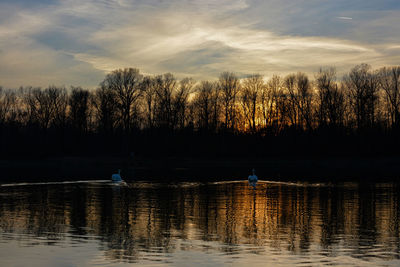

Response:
(1, 64), (400, 180)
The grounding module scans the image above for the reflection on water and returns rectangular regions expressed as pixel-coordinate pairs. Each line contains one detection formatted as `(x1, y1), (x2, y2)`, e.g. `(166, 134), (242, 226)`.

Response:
(0, 180), (399, 266)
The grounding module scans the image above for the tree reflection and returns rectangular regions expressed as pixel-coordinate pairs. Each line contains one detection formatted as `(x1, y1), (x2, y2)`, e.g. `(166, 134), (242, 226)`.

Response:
(0, 182), (399, 262)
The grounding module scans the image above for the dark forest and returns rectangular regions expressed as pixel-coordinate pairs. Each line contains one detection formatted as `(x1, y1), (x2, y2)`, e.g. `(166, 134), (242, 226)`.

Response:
(1, 64), (400, 159)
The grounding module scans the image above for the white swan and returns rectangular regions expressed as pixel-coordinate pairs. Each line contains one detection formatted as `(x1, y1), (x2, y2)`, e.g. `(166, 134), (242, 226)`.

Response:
(112, 169), (122, 182)
(248, 168), (258, 187)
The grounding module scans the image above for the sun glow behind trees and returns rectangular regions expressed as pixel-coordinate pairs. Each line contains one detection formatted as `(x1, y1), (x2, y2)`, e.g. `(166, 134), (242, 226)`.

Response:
(0, 64), (400, 134)
(1, 64), (400, 156)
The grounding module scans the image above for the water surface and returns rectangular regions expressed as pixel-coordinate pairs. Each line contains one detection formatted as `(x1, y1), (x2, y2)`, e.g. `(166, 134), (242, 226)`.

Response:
(0, 180), (399, 266)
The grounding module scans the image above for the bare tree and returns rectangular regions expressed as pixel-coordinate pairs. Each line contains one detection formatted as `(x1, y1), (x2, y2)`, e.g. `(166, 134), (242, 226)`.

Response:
(153, 73), (176, 129)
(275, 88), (291, 131)
(48, 86), (68, 129)
(315, 68), (346, 128)
(24, 86), (67, 130)
(0, 87), (17, 125)
(24, 87), (48, 128)
(283, 74), (299, 128)
(344, 64), (379, 130)
(240, 74), (264, 132)
(148, 74), (194, 130)
(378, 66), (400, 129)
(296, 72), (313, 130)
(173, 77), (194, 129)
(69, 87), (90, 133)
(141, 76), (156, 129)
(219, 72), (240, 130)
(210, 82), (221, 132)
(101, 68), (143, 133)
(193, 81), (215, 131)
(284, 73), (313, 130)
(260, 75), (282, 132)
(93, 85), (118, 134)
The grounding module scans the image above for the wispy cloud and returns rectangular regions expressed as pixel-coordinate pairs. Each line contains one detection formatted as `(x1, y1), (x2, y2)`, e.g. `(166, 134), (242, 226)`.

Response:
(0, 0), (399, 88)
(336, 16), (353, 20)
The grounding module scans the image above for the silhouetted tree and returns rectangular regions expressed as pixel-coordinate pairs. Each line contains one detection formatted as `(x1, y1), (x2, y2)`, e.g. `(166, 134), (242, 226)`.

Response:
(141, 76), (157, 129)
(193, 81), (215, 131)
(240, 74), (263, 132)
(153, 73), (176, 129)
(24, 86), (67, 130)
(2, 63), (400, 158)
(344, 64), (379, 130)
(378, 66), (400, 129)
(173, 77), (194, 129)
(315, 68), (346, 128)
(260, 75), (281, 132)
(219, 72), (240, 131)
(295, 72), (313, 130)
(101, 68), (143, 133)
(69, 87), (90, 133)
(0, 87), (17, 126)
(93, 85), (118, 134)
(283, 74), (299, 128)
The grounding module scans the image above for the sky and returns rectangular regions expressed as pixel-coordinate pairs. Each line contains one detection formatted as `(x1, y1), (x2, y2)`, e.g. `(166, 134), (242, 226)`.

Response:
(0, 0), (399, 88)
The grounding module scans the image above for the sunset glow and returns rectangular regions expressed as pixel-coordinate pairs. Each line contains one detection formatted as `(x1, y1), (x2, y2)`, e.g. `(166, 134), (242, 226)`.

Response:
(1, 0), (399, 87)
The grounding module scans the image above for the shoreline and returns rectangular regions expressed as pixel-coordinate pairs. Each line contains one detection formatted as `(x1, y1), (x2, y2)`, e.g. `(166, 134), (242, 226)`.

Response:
(1, 155), (400, 183)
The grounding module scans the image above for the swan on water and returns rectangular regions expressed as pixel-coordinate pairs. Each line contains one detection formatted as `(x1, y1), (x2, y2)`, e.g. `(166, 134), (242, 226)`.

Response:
(112, 169), (122, 182)
(248, 168), (258, 187)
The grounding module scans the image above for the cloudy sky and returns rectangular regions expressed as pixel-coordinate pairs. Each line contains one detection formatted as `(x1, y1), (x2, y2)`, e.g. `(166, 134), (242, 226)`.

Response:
(0, 0), (399, 88)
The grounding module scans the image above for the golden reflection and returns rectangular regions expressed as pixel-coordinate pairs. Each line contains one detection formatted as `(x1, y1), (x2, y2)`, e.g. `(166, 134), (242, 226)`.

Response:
(0, 182), (399, 262)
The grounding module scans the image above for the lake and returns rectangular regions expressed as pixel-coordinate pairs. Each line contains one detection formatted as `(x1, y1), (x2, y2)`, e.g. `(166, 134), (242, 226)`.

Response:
(0, 180), (399, 266)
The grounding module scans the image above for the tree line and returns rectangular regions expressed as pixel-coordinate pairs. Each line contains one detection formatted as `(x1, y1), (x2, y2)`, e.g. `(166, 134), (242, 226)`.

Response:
(1, 64), (400, 157)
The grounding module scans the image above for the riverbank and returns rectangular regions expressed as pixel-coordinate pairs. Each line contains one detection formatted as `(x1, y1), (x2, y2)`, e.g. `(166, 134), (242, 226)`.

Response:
(1, 155), (400, 183)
